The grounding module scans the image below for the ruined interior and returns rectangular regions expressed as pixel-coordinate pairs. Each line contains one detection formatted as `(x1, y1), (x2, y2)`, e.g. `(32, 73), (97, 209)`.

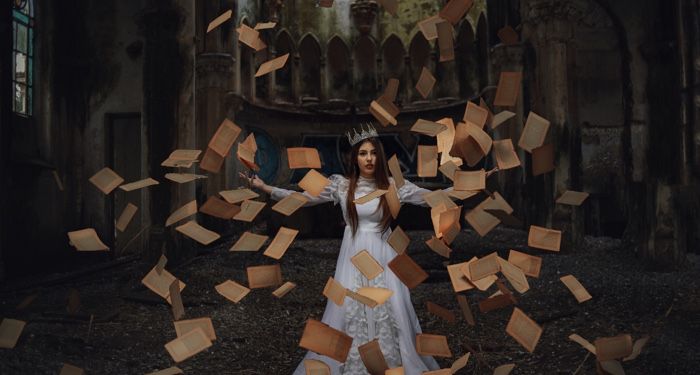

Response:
(1, 0), (699, 374)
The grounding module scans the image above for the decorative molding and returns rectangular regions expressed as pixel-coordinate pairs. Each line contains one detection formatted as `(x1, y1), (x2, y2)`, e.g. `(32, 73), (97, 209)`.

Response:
(523, 0), (612, 29)
(196, 53), (234, 89)
(351, 0), (378, 35)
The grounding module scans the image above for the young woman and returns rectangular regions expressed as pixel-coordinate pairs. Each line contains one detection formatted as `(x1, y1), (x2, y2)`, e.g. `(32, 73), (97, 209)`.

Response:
(243, 127), (449, 374)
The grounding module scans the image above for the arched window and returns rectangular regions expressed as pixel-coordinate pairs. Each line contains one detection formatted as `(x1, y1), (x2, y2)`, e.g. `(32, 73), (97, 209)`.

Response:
(299, 35), (322, 102)
(456, 21), (478, 98)
(476, 14), (489, 90)
(382, 35), (405, 101)
(327, 36), (350, 101)
(12, 0), (34, 116)
(239, 18), (253, 99)
(354, 36), (376, 104)
(274, 31), (294, 103)
(408, 33), (431, 102)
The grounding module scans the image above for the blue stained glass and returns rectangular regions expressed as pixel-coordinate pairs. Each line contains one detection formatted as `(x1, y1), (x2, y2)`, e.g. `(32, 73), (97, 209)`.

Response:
(16, 24), (27, 54)
(12, 9), (29, 24)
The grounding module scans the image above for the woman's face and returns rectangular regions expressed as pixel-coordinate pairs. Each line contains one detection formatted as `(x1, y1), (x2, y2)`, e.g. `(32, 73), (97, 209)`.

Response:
(357, 141), (377, 178)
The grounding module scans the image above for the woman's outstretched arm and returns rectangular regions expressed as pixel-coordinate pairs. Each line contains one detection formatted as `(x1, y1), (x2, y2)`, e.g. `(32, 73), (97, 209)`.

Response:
(239, 172), (343, 207)
(397, 167), (499, 207)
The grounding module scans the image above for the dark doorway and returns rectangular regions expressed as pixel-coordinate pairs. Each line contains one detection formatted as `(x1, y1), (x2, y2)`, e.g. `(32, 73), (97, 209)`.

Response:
(108, 113), (144, 256)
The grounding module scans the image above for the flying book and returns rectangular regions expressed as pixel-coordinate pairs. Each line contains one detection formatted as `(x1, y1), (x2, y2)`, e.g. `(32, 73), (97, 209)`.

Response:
(287, 147), (322, 169)
(119, 177), (159, 192)
(263, 227), (299, 260)
(215, 280), (251, 303)
(246, 264), (282, 289)
(505, 308), (543, 353)
(416, 334), (452, 357)
(175, 221), (220, 245)
(206, 10), (232, 33)
(67, 228), (109, 252)
(89, 167), (124, 195)
(164, 327), (212, 362)
(230, 231), (268, 252)
(299, 319), (352, 363)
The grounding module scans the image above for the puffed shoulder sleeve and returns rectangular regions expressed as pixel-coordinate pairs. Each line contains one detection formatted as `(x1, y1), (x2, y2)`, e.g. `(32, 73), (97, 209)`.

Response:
(270, 174), (347, 207)
(395, 178), (454, 207)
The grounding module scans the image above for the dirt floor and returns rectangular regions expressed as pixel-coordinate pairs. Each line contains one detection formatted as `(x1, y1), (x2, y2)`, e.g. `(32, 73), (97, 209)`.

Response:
(1, 226), (699, 374)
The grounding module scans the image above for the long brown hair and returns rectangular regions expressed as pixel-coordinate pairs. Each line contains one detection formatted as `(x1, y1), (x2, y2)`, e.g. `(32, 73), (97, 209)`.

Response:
(346, 137), (392, 236)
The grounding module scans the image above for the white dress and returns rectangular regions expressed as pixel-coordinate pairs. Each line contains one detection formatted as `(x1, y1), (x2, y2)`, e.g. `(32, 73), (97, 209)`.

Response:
(270, 175), (441, 375)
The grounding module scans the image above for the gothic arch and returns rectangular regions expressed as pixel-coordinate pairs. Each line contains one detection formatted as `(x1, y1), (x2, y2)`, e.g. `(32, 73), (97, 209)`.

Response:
(408, 33), (431, 101)
(456, 20), (479, 98)
(274, 30), (294, 103)
(299, 34), (322, 102)
(354, 36), (377, 103)
(238, 17), (253, 99)
(381, 34), (405, 83)
(327, 35), (351, 101)
(475, 13), (489, 90)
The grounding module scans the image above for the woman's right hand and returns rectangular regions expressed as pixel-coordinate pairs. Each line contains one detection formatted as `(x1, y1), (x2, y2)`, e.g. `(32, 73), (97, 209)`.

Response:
(238, 172), (267, 191)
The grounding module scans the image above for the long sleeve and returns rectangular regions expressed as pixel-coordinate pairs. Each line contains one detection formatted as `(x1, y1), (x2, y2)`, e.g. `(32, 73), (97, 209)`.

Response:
(269, 174), (346, 207)
(396, 179), (454, 207)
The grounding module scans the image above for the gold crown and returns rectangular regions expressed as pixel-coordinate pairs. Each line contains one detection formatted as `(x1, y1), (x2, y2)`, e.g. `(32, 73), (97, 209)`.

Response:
(346, 123), (379, 146)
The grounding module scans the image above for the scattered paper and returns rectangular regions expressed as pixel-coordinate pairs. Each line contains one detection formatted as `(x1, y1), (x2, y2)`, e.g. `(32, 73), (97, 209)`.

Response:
(263, 227), (299, 260)
(200, 196), (240, 219)
(387, 155), (405, 189)
(418, 145), (439, 177)
(418, 15), (443, 40)
(491, 110), (516, 129)
(272, 192), (309, 216)
(164, 327), (212, 362)
(595, 334), (633, 361)
(387, 226), (410, 254)
(119, 177), (159, 192)
(67, 228), (109, 251)
(209, 118), (242, 157)
(493, 364), (516, 375)
(215, 280), (251, 303)
(518, 112), (550, 153)
(426, 301), (456, 323)
(437, 21), (455, 62)
(89, 167), (124, 195)
(206, 9), (232, 33)
(219, 188), (259, 204)
(426, 236), (452, 258)
(506, 307), (543, 353)
(411, 119), (446, 137)
(169, 279), (185, 320)
(166, 200), (197, 227)
(287, 147), (322, 169)
(199, 147), (225, 173)
(323, 277), (347, 306)
(175, 220), (220, 245)
(447, 263), (475, 292)
(161, 149), (201, 168)
(556, 190), (589, 206)
(358, 339), (389, 374)
(415, 67), (436, 99)
(464, 192), (514, 237)
(0, 318), (26, 349)
(304, 359), (330, 375)
(416, 334), (452, 357)
(528, 225), (562, 252)
(497, 257), (530, 294)
(492, 139), (521, 170)
(354, 189), (388, 205)
(439, 0), (474, 25)
(463, 101), (488, 128)
(165, 173), (207, 184)
(494, 71), (522, 107)
(453, 169), (485, 191)
(456, 294), (475, 325)
(141, 266), (186, 304)
(560, 275), (592, 303)
(623, 336), (650, 361)
(299, 319), (352, 363)
(246, 264), (283, 289)
(255, 53), (290, 77)
(174, 317), (216, 341)
(569, 333), (596, 354)
(351, 250), (384, 280)
(272, 281), (297, 298)
(388, 253), (428, 289)
(298, 169), (331, 197)
(232, 200), (266, 222)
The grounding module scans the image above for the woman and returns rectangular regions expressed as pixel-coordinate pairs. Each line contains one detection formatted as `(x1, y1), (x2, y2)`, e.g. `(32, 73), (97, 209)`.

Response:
(243, 126), (447, 374)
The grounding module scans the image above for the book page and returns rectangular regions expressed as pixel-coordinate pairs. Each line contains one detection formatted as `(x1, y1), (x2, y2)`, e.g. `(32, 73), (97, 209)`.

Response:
(219, 188), (259, 204)
(322, 277), (346, 306)
(206, 10), (232, 33)
(388, 253), (428, 289)
(230, 232), (269, 252)
(164, 327), (212, 363)
(272, 281), (297, 298)
(298, 169), (331, 197)
(287, 147), (321, 169)
(246, 264), (282, 289)
(518, 112), (550, 152)
(453, 169), (485, 191)
(299, 319), (352, 363)
(415, 67), (436, 99)
(0, 318), (26, 349)
(233, 200), (266, 222)
(387, 155), (405, 189)
(89, 167), (124, 195)
(358, 339), (389, 374)
(67, 228), (109, 251)
(416, 334), (452, 357)
(255, 53), (290, 77)
(208, 118), (241, 157)
(387, 226), (410, 254)
(560, 275), (592, 303)
(263, 227), (299, 260)
(166, 200), (197, 227)
(494, 71), (522, 107)
(350, 250), (384, 280)
(527, 225), (561, 252)
(505, 308), (542, 353)
(175, 221), (220, 245)
(272, 192), (308, 216)
(215, 280), (251, 303)
(174, 317), (216, 341)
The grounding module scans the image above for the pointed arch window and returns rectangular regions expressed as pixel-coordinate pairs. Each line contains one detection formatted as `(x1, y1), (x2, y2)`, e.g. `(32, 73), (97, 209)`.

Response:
(12, 0), (34, 116)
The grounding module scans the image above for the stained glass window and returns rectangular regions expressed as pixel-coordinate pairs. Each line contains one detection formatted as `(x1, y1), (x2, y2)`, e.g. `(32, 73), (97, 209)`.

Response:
(12, 0), (34, 116)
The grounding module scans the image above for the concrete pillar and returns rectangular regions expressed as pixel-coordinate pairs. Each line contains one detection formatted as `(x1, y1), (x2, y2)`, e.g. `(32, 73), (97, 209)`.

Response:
(490, 43), (526, 221)
(521, 1), (583, 249)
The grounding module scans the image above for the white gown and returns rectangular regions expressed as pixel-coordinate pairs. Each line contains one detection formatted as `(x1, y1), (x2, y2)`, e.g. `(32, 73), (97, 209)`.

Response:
(270, 175), (441, 375)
